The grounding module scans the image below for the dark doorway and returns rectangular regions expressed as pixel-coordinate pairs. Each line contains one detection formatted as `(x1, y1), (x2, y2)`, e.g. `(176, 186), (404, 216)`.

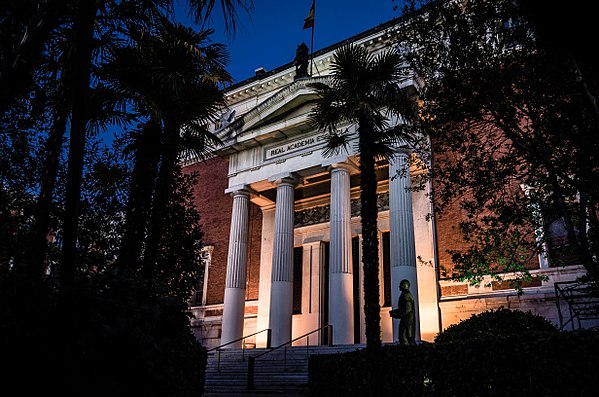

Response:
(293, 247), (303, 314)
(321, 241), (329, 345)
(382, 232), (392, 308)
(352, 236), (361, 343)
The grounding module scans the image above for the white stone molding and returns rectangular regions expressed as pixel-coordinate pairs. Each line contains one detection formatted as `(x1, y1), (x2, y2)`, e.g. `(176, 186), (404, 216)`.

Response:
(200, 245), (214, 306)
(521, 184), (550, 269)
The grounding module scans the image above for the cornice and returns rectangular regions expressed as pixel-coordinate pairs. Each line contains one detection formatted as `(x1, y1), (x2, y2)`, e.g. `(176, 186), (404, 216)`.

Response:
(223, 18), (405, 105)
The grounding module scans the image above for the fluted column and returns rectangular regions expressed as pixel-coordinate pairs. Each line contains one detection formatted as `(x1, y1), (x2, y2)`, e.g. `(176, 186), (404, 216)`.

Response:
(328, 163), (354, 345)
(221, 190), (251, 349)
(389, 149), (420, 342)
(268, 177), (298, 346)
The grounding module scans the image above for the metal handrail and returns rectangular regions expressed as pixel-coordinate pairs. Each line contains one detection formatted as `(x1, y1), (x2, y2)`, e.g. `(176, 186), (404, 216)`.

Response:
(208, 328), (271, 372)
(247, 324), (332, 389)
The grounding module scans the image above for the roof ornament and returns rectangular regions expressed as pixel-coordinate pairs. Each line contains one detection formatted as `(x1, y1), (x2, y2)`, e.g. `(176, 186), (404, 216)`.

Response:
(216, 108), (236, 132)
(294, 42), (310, 80)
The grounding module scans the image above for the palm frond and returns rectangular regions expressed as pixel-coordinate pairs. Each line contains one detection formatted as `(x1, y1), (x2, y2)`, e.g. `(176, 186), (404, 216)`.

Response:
(186, 0), (254, 36)
(322, 130), (352, 158)
(179, 121), (222, 162)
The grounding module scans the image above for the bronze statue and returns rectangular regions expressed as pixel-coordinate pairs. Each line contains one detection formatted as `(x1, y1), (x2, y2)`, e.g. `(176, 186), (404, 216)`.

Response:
(390, 279), (416, 345)
(294, 42), (309, 79)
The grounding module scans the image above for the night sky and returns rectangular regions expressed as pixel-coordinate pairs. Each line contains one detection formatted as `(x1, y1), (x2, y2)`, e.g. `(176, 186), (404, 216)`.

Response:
(190, 0), (398, 83)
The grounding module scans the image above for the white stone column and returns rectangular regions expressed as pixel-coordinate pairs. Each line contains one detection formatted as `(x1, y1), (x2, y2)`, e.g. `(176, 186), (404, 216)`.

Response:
(221, 190), (251, 349)
(389, 149), (420, 342)
(268, 177), (298, 346)
(328, 163), (354, 345)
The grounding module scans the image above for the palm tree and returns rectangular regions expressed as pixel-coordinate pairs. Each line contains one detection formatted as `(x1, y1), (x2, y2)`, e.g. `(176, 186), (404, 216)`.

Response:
(3, 0), (252, 286)
(102, 21), (230, 279)
(309, 44), (415, 352)
(137, 24), (229, 281)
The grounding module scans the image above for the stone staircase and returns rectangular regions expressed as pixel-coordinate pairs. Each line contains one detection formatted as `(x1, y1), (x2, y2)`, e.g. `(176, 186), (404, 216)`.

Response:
(203, 344), (365, 396)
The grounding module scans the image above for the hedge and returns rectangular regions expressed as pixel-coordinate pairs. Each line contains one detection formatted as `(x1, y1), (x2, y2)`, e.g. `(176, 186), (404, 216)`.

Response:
(1, 274), (208, 397)
(310, 326), (599, 396)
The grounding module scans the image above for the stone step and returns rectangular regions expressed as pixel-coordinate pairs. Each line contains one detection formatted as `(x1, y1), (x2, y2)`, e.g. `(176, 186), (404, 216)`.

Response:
(204, 344), (365, 395)
(204, 385), (308, 397)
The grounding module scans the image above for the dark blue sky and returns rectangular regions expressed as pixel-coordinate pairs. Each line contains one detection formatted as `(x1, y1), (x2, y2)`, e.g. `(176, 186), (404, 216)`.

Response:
(200, 0), (398, 83)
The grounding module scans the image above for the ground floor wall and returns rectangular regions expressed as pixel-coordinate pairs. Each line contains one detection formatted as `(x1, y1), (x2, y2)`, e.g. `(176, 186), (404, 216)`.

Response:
(191, 264), (593, 349)
(438, 265), (596, 330)
(185, 160), (593, 349)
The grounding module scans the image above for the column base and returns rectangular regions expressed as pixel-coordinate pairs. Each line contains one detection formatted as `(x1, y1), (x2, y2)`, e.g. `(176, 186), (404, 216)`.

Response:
(269, 281), (293, 347)
(329, 272), (354, 345)
(221, 287), (246, 349)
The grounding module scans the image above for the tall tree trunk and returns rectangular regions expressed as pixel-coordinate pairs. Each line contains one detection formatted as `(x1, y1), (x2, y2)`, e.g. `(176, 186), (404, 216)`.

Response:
(0, 0), (66, 113)
(117, 120), (161, 274)
(358, 119), (382, 352)
(60, 0), (96, 289)
(141, 123), (179, 281)
(359, 119), (383, 397)
(25, 72), (71, 279)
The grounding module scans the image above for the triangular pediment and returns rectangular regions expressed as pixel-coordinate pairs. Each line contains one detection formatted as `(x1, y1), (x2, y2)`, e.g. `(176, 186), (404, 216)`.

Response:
(219, 76), (332, 149)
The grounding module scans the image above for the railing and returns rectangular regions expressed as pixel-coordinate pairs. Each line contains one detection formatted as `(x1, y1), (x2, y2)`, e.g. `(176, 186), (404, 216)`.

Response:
(555, 280), (599, 331)
(207, 328), (271, 372)
(247, 324), (332, 389)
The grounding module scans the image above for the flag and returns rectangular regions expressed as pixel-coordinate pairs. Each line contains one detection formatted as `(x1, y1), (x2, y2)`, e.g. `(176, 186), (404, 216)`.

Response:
(303, 1), (315, 29)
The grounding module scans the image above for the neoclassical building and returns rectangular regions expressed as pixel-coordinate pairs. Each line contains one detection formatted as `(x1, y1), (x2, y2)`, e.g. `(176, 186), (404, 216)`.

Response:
(185, 18), (589, 349)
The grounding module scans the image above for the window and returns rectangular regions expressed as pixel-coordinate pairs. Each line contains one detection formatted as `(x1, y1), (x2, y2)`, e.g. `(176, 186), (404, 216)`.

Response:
(382, 232), (391, 307)
(293, 246), (303, 314)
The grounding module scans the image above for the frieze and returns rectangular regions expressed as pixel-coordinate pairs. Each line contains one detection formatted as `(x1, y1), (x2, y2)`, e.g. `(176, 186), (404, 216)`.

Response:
(294, 191), (389, 227)
(265, 132), (328, 161)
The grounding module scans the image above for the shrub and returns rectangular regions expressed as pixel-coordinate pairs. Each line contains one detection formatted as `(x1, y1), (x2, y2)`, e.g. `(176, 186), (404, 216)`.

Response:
(309, 308), (598, 397)
(309, 345), (433, 397)
(434, 307), (558, 344)
(0, 273), (207, 397)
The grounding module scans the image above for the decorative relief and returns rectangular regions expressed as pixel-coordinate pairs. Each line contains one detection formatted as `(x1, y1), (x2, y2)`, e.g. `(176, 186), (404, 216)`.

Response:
(215, 109), (236, 132)
(377, 191), (390, 212)
(294, 191), (390, 227)
(294, 204), (330, 227)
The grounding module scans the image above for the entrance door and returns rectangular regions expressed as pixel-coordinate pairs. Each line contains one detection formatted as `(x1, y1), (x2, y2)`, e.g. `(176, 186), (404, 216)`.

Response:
(352, 236), (361, 343)
(320, 241), (329, 345)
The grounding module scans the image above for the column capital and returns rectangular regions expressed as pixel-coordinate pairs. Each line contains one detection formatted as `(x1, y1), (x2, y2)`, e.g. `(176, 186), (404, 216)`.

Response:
(393, 147), (411, 157)
(224, 184), (251, 197)
(269, 172), (299, 187)
(328, 161), (357, 174)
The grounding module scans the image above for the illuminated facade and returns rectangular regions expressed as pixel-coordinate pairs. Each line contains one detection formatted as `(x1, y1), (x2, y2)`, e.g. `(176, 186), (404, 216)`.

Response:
(185, 18), (588, 349)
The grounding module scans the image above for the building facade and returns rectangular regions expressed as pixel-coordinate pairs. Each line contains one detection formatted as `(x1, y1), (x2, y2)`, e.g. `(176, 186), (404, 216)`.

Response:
(185, 19), (588, 349)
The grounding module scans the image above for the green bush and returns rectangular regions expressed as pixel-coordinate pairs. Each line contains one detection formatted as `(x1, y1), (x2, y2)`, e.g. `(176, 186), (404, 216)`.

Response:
(428, 330), (599, 397)
(434, 308), (558, 344)
(0, 273), (207, 397)
(309, 345), (433, 397)
(308, 309), (598, 397)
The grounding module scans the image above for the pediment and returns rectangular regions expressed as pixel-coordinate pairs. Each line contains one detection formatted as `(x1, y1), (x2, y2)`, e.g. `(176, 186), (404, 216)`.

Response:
(219, 76), (332, 150)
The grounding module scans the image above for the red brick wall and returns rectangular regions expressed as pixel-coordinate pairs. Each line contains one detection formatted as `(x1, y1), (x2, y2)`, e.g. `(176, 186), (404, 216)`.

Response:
(246, 203), (262, 301)
(432, 155), (540, 279)
(433, 198), (468, 279)
(184, 157), (262, 305)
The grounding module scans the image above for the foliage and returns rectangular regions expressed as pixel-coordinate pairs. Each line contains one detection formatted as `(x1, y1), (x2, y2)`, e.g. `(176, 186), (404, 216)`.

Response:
(309, 326), (599, 397)
(0, 273), (207, 397)
(154, 170), (205, 301)
(395, 0), (599, 285)
(309, 44), (417, 353)
(309, 345), (430, 397)
(434, 307), (557, 344)
(1, 1), (252, 394)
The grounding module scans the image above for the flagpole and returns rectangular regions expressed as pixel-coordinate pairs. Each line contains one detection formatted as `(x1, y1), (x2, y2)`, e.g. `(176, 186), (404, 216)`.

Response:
(310, 17), (315, 76)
